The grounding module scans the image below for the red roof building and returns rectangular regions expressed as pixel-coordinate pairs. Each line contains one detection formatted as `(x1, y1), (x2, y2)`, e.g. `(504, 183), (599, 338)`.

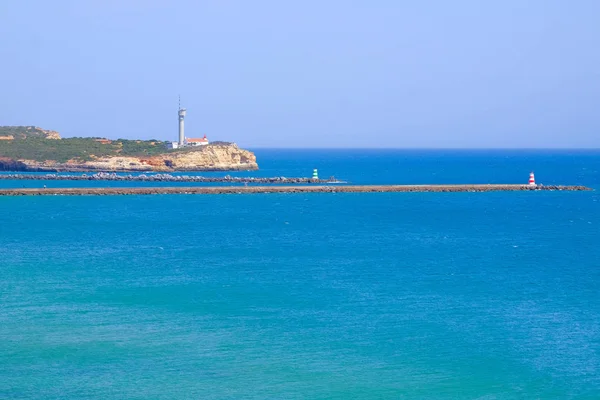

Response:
(185, 135), (209, 146)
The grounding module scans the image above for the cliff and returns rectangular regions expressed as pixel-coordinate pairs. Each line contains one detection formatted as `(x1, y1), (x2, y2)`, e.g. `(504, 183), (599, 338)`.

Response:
(0, 126), (258, 172)
(13, 143), (257, 172)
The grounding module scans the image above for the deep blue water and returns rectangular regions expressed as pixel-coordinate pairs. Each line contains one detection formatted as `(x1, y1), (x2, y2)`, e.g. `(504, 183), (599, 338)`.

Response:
(1, 149), (599, 188)
(1, 150), (599, 399)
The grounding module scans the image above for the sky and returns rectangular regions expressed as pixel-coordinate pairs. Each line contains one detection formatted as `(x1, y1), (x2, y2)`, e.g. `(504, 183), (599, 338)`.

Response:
(0, 0), (599, 148)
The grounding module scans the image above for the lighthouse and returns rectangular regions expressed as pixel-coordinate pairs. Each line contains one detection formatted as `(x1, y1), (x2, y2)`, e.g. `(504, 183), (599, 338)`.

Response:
(312, 169), (319, 180)
(528, 172), (536, 186)
(178, 96), (186, 146)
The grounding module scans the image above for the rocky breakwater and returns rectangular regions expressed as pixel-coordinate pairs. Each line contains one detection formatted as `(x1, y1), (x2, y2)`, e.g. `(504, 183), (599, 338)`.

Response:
(4, 143), (258, 172)
(0, 172), (341, 184)
(0, 184), (591, 196)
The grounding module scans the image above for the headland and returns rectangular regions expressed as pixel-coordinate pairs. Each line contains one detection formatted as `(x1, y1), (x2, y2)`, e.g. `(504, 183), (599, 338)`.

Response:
(0, 126), (258, 172)
(0, 184), (591, 196)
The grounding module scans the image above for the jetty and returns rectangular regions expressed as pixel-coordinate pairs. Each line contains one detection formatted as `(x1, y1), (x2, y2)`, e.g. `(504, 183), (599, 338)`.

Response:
(0, 184), (591, 196)
(0, 173), (340, 184)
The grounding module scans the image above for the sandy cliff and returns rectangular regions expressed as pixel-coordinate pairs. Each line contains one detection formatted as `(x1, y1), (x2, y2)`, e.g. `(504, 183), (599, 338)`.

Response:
(13, 143), (258, 172)
(36, 128), (61, 140)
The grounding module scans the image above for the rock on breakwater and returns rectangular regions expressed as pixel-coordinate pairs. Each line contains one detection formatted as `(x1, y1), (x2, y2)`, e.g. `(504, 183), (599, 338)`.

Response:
(0, 172), (341, 184)
(0, 184), (591, 196)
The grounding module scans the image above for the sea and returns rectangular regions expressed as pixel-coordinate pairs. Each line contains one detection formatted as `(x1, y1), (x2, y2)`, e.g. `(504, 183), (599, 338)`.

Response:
(0, 149), (599, 399)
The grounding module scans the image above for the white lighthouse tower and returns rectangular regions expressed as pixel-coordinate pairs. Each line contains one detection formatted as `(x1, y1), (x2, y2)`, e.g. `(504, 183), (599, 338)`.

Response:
(178, 96), (186, 146)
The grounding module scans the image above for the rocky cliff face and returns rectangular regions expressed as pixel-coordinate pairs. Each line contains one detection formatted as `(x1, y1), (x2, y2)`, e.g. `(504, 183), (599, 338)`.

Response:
(0, 157), (28, 171)
(36, 128), (61, 140)
(10, 143), (258, 172)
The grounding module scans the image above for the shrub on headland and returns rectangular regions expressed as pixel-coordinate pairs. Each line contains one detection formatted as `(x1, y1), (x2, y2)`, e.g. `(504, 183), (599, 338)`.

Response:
(0, 127), (172, 162)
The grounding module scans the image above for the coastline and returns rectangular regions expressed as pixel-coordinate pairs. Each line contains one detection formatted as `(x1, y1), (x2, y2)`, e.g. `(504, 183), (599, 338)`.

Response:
(0, 164), (260, 173)
(0, 140), (258, 172)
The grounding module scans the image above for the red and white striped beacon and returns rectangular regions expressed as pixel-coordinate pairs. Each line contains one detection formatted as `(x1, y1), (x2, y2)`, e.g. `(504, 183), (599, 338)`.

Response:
(528, 172), (536, 186)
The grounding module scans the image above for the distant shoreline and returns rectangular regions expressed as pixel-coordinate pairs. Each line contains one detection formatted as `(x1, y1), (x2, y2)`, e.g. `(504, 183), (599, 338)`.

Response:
(0, 184), (591, 196)
(0, 127), (258, 172)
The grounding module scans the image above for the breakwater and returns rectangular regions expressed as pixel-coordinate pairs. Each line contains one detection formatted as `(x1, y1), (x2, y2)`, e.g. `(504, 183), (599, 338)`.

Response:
(0, 172), (340, 184)
(0, 184), (591, 196)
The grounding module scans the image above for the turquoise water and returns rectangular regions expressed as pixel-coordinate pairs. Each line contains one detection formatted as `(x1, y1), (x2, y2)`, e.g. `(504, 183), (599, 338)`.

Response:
(1, 150), (599, 399)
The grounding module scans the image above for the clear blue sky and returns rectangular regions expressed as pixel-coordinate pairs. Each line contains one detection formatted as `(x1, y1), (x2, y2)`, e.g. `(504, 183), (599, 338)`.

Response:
(0, 1), (598, 148)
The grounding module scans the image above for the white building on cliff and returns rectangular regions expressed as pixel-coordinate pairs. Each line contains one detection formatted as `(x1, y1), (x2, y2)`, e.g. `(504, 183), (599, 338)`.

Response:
(167, 135), (209, 149)
(166, 99), (210, 149)
(185, 135), (209, 147)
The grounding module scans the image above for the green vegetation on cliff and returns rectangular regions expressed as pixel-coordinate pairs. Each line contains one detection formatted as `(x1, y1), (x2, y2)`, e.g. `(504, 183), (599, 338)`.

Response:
(0, 138), (170, 163)
(0, 126), (171, 163)
(0, 126), (60, 140)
